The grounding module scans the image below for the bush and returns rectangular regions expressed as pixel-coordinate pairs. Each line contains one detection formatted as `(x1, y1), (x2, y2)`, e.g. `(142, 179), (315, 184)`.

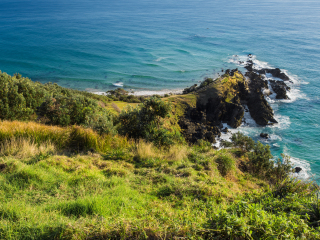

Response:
(231, 132), (255, 152)
(206, 200), (318, 239)
(0, 71), (115, 133)
(215, 151), (236, 176)
(117, 97), (180, 146)
(37, 95), (97, 126)
(106, 88), (143, 103)
(247, 143), (293, 183)
(0, 72), (45, 120)
(247, 141), (273, 177)
(183, 78), (214, 94)
(84, 111), (117, 135)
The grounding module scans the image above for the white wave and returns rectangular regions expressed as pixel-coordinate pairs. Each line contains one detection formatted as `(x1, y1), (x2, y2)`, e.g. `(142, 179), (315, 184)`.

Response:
(229, 55), (309, 102)
(270, 114), (291, 130)
(241, 104), (259, 127)
(269, 134), (282, 141)
(289, 157), (312, 180)
(155, 57), (166, 62)
(113, 82), (123, 87)
(228, 54), (271, 70)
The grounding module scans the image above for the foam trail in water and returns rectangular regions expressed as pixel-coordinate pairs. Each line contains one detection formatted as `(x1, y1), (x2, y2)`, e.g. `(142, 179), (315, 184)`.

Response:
(289, 157), (312, 180)
(229, 54), (309, 103)
(155, 57), (166, 62)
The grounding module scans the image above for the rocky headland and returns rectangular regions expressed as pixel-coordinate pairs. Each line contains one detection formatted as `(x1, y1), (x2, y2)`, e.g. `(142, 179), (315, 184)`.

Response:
(173, 55), (291, 143)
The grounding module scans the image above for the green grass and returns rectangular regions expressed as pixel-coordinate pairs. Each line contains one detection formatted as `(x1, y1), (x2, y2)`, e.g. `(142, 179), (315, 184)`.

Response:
(0, 121), (319, 239)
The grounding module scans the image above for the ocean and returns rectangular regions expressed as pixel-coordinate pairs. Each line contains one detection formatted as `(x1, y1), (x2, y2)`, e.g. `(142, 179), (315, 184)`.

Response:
(0, 0), (319, 180)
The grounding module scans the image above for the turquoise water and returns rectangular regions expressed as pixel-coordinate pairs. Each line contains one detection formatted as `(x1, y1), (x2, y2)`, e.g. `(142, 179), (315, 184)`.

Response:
(0, 0), (320, 179)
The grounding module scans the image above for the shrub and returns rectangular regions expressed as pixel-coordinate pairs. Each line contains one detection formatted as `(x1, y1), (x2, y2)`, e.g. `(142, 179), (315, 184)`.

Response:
(106, 88), (143, 103)
(37, 95), (97, 126)
(247, 141), (273, 177)
(84, 111), (117, 135)
(206, 200), (318, 239)
(215, 151), (236, 176)
(231, 131), (255, 152)
(0, 71), (115, 133)
(117, 97), (179, 146)
(0, 72), (44, 120)
(247, 143), (293, 183)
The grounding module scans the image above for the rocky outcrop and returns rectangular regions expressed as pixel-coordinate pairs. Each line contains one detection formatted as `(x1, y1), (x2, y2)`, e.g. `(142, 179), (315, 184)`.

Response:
(269, 80), (290, 99)
(178, 70), (248, 143)
(258, 68), (290, 81)
(295, 167), (302, 173)
(245, 71), (277, 125)
(260, 133), (269, 139)
(176, 59), (291, 143)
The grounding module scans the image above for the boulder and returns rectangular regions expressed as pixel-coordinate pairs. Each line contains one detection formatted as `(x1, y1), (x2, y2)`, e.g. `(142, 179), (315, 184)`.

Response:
(258, 68), (290, 81)
(245, 71), (277, 126)
(269, 80), (290, 99)
(260, 133), (269, 139)
(295, 167), (302, 173)
(222, 127), (228, 133)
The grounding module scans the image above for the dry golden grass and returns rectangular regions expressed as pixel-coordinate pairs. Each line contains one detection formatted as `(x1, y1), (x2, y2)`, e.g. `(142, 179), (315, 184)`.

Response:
(0, 120), (131, 153)
(0, 137), (55, 158)
(0, 120), (69, 149)
(135, 140), (158, 159)
(165, 144), (188, 161)
(134, 140), (189, 162)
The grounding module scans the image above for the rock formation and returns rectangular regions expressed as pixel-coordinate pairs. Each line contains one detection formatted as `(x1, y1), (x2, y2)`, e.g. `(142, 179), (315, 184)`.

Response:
(175, 55), (292, 143)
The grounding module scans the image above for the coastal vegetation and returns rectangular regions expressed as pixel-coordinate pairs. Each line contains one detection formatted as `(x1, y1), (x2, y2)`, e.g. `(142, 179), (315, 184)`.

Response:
(0, 71), (319, 239)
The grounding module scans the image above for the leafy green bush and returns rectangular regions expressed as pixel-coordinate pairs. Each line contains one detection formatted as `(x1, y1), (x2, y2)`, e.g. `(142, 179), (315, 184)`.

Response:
(206, 200), (318, 239)
(84, 111), (117, 135)
(215, 151), (236, 176)
(37, 95), (98, 126)
(117, 97), (181, 146)
(0, 72), (45, 120)
(106, 88), (143, 103)
(230, 132), (293, 183)
(0, 71), (115, 132)
(183, 77), (214, 94)
(247, 141), (273, 177)
(247, 142), (292, 183)
(231, 131), (255, 152)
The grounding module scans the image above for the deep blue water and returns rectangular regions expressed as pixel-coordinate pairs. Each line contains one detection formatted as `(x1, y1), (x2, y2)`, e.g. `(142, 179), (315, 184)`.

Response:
(1, 0), (320, 179)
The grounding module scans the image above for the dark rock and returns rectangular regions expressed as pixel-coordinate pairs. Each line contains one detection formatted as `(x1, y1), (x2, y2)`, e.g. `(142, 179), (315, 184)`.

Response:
(246, 71), (277, 126)
(267, 68), (290, 81)
(244, 60), (254, 72)
(204, 131), (216, 143)
(227, 104), (244, 128)
(260, 133), (269, 139)
(222, 127), (228, 133)
(269, 80), (290, 99)
(258, 68), (290, 81)
(295, 167), (302, 173)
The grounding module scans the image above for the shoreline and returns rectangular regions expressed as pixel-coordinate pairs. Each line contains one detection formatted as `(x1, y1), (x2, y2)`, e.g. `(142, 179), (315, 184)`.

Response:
(87, 88), (184, 97)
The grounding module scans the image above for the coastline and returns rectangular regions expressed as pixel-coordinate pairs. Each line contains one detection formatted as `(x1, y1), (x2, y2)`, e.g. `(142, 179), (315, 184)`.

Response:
(87, 88), (184, 97)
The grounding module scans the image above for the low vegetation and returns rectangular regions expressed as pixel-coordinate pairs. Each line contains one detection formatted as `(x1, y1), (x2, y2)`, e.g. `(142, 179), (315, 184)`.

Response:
(0, 71), (319, 239)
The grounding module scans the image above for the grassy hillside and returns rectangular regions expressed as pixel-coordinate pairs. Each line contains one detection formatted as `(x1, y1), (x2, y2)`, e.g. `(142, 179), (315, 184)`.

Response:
(0, 121), (319, 239)
(0, 71), (320, 239)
